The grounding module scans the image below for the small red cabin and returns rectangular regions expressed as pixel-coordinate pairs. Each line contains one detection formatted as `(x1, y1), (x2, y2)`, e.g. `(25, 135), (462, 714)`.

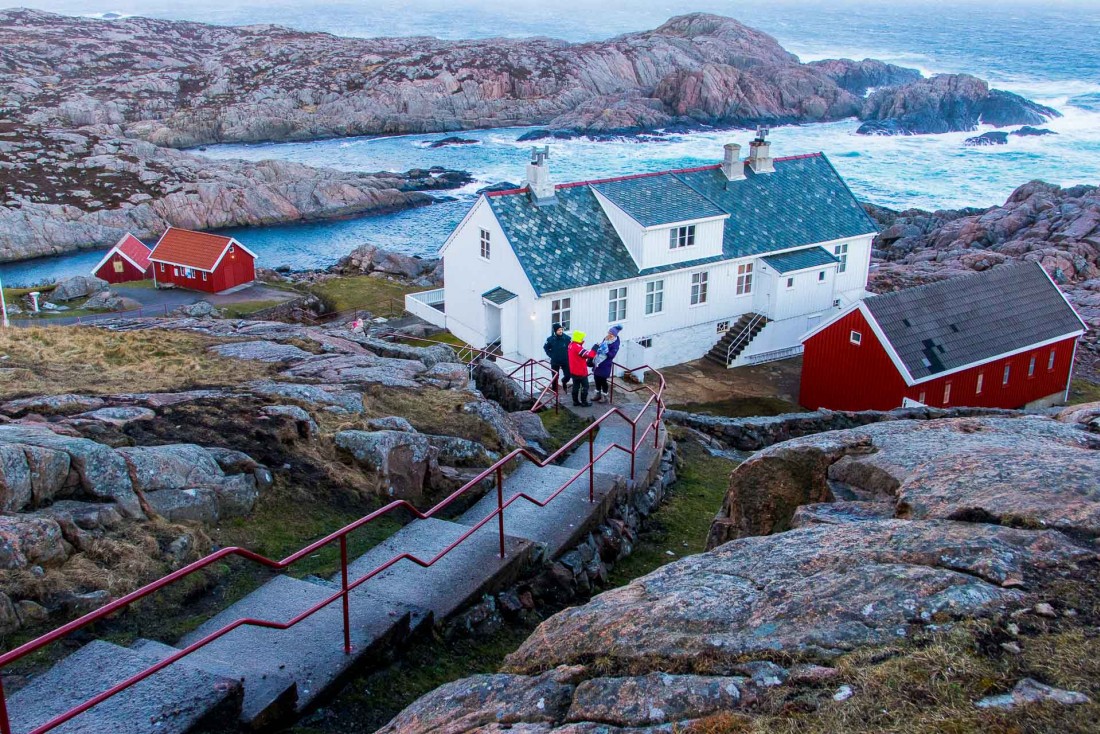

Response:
(91, 233), (152, 284)
(800, 262), (1086, 411)
(149, 227), (256, 294)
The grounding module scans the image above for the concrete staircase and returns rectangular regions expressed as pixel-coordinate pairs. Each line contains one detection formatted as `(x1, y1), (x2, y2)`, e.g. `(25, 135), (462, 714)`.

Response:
(6, 398), (665, 734)
(704, 313), (769, 368)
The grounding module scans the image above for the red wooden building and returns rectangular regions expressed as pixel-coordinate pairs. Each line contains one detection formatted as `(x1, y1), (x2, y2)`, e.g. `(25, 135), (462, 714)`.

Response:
(800, 262), (1086, 411)
(91, 233), (152, 284)
(149, 227), (256, 294)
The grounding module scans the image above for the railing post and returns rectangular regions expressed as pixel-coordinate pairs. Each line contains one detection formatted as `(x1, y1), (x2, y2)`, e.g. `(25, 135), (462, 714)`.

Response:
(340, 535), (351, 654)
(496, 465), (505, 559)
(654, 401), (661, 448)
(588, 429), (595, 503)
(0, 676), (11, 734)
(609, 373), (615, 405)
(630, 421), (636, 480)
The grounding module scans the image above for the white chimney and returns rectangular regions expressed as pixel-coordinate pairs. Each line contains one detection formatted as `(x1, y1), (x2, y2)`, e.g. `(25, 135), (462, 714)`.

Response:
(747, 126), (774, 174)
(525, 146), (556, 206)
(721, 143), (744, 182)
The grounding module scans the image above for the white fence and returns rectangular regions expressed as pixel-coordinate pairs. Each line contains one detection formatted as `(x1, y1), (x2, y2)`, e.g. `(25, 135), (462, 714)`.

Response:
(404, 288), (447, 328)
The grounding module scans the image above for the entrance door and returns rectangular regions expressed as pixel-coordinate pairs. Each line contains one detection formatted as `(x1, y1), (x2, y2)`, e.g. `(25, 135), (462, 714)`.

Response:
(484, 303), (502, 345)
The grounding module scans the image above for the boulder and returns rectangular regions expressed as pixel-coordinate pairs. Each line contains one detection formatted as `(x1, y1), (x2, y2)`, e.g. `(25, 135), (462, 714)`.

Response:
(334, 430), (436, 502)
(366, 416), (416, 433)
(0, 514), (70, 569)
(503, 520), (1090, 674)
(421, 362), (469, 390)
(204, 447), (260, 475)
(464, 399), (525, 451)
(0, 444), (33, 511)
(507, 411), (553, 454)
(334, 244), (438, 281)
(210, 340), (312, 363)
(0, 593), (19, 635)
(145, 488), (220, 524)
(2, 394), (106, 416)
(76, 406), (156, 426)
(567, 673), (752, 727)
(473, 361), (534, 412)
(116, 444), (226, 493)
(47, 275), (108, 302)
(82, 291), (141, 312)
(347, 336), (456, 370)
(976, 678), (1090, 709)
(261, 405), (320, 440)
(425, 435), (494, 467)
(173, 301), (221, 318)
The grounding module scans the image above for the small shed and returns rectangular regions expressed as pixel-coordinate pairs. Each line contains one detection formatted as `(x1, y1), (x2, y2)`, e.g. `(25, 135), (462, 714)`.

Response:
(91, 233), (152, 284)
(149, 227), (256, 293)
(799, 262), (1087, 411)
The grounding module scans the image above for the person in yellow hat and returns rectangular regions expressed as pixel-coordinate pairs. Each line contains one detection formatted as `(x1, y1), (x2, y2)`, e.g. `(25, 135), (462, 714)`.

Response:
(567, 330), (594, 406)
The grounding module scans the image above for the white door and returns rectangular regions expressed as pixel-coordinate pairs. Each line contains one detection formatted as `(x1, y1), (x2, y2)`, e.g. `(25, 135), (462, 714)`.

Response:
(484, 303), (502, 344)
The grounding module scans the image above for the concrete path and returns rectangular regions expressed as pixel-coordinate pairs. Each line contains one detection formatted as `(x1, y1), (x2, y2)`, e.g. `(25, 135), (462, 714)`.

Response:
(6, 382), (666, 733)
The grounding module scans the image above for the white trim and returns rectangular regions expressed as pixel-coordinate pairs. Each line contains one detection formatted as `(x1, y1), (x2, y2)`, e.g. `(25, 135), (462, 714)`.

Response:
(440, 195), (489, 256)
(801, 300), (861, 341)
(641, 214), (729, 232)
(1065, 340), (1079, 402)
(149, 257), (212, 273)
(1036, 262), (1089, 332)
(209, 238), (257, 272)
(768, 260), (840, 276)
(91, 234), (150, 276)
(909, 330), (1085, 386)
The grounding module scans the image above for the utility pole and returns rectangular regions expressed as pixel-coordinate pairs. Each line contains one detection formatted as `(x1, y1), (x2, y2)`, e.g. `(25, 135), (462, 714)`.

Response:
(0, 269), (8, 328)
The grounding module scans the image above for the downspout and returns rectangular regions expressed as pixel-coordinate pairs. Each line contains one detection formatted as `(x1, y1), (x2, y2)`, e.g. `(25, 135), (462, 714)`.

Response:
(1064, 339), (1080, 403)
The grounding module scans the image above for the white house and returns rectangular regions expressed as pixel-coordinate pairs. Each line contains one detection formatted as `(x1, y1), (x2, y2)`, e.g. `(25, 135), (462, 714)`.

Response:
(406, 132), (879, 370)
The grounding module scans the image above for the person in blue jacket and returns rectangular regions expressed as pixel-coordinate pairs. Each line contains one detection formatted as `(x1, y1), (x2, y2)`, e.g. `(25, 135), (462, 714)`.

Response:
(590, 325), (622, 403)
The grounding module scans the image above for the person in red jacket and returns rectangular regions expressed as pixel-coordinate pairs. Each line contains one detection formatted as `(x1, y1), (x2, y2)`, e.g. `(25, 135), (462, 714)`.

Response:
(567, 330), (594, 407)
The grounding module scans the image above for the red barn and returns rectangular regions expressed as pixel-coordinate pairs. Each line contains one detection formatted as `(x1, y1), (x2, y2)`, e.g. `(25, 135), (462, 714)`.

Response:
(149, 228), (256, 294)
(91, 233), (152, 284)
(800, 262), (1086, 411)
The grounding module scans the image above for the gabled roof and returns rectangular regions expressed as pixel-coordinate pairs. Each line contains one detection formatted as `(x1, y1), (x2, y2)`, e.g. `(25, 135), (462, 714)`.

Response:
(592, 176), (726, 227)
(861, 262), (1086, 382)
(149, 227), (254, 271)
(482, 287), (518, 305)
(763, 246), (839, 274)
(485, 154), (877, 296)
(92, 233), (151, 275)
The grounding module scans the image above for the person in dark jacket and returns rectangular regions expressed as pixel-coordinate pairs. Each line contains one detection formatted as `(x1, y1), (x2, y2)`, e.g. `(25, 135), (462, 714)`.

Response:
(567, 330), (594, 406)
(590, 325), (622, 402)
(542, 322), (571, 391)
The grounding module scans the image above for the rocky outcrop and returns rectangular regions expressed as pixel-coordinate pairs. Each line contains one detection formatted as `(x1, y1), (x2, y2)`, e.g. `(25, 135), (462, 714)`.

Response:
(332, 244), (440, 284)
(857, 74), (1059, 135)
(46, 275), (107, 302)
(866, 180), (1100, 381)
(807, 58), (922, 96)
(0, 122), (471, 262)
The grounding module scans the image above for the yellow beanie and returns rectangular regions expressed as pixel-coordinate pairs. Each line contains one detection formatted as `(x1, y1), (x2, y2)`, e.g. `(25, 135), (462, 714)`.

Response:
(572, 331), (585, 343)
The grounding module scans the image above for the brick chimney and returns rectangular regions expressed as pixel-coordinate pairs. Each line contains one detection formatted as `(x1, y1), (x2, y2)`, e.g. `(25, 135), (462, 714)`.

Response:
(721, 143), (744, 183)
(747, 127), (774, 174)
(526, 146), (556, 206)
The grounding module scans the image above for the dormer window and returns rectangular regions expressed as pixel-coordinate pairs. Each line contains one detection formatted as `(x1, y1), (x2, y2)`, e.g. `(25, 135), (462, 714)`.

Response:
(669, 225), (696, 249)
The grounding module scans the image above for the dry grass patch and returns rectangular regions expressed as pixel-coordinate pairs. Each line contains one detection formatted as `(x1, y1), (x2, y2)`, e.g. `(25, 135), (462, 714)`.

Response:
(0, 327), (274, 398)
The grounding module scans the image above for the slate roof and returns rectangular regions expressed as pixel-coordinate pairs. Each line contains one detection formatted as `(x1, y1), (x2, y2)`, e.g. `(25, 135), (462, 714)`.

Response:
(482, 287), (518, 305)
(863, 262), (1086, 381)
(150, 227), (236, 271)
(592, 176), (726, 227)
(485, 154), (877, 296)
(762, 246), (839, 274)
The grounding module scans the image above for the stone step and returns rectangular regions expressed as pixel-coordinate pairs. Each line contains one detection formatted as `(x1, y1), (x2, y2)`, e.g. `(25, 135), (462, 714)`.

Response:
(456, 461), (624, 560)
(6, 640), (242, 734)
(560, 404), (662, 485)
(130, 638), (297, 731)
(333, 517), (535, 626)
(176, 574), (414, 720)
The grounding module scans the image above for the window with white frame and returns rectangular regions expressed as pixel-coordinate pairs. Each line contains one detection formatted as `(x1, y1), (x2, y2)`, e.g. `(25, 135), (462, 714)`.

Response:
(850, 330), (862, 345)
(551, 297), (571, 331)
(1028, 355), (1037, 377)
(736, 263), (753, 295)
(608, 287), (627, 322)
(690, 272), (708, 305)
(976, 372), (984, 394)
(818, 270), (826, 282)
(668, 225), (696, 249)
(943, 382), (952, 404)
(184, 267), (195, 279)
(479, 228), (491, 259)
(645, 280), (664, 315)
(1048, 348), (1056, 370)
(636, 337), (653, 349)
(918, 391), (926, 404)
(1003, 364), (1011, 385)
(202, 272), (208, 282)
(835, 243), (848, 273)
(786, 276), (795, 289)
(160, 263), (165, 272)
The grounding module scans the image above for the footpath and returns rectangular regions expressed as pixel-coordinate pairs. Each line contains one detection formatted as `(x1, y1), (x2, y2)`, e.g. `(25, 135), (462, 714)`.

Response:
(7, 389), (665, 734)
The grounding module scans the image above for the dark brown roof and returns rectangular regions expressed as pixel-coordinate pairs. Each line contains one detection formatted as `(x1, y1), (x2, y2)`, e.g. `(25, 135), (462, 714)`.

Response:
(864, 262), (1086, 380)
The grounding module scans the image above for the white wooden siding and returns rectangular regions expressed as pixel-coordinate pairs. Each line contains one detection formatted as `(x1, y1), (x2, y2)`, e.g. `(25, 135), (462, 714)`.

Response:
(639, 218), (725, 270)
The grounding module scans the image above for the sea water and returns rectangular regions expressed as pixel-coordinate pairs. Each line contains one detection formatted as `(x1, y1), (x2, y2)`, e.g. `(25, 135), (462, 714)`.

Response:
(5, 0), (1099, 285)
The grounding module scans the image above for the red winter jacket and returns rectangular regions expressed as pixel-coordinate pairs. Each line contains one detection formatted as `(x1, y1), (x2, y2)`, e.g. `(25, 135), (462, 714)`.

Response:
(567, 341), (593, 377)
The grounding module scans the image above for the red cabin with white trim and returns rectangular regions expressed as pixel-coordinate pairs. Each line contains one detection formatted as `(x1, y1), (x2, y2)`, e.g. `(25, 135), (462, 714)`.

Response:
(149, 228), (256, 294)
(799, 263), (1087, 411)
(91, 233), (152, 284)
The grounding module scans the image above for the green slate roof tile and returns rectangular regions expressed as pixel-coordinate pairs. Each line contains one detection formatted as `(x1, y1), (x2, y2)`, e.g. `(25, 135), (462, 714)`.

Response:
(592, 176), (727, 227)
(481, 286), (518, 304)
(762, 246), (840, 274)
(486, 154), (878, 297)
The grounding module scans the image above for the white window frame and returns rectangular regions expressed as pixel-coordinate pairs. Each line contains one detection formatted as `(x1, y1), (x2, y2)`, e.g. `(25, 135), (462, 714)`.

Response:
(849, 330), (862, 345)
(608, 287), (627, 322)
(636, 337), (653, 349)
(690, 271), (708, 306)
(976, 372), (984, 394)
(817, 270), (826, 282)
(479, 228), (491, 260)
(736, 263), (753, 296)
(786, 277), (795, 289)
(943, 382), (952, 404)
(551, 297), (571, 331)
(668, 225), (696, 250)
(1028, 355), (1037, 377)
(1048, 348), (1056, 371)
(173, 267), (179, 276)
(184, 267), (195, 279)
(835, 243), (848, 274)
(1003, 364), (1011, 385)
(160, 263), (165, 272)
(202, 272), (208, 282)
(918, 391), (927, 404)
(644, 279), (664, 316)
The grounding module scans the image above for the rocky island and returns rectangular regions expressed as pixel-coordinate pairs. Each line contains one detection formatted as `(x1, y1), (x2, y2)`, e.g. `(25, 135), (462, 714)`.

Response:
(0, 9), (1062, 262)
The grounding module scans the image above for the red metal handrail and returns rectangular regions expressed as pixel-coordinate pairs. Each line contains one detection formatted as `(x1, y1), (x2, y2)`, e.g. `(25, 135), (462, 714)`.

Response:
(0, 343), (664, 734)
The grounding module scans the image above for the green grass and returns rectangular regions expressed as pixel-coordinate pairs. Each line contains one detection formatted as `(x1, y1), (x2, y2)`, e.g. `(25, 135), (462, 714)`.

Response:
(219, 299), (288, 319)
(308, 275), (413, 315)
(538, 406), (591, 454)
(608, 436), (735, 586)
(1068, 378), (1100, 405)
